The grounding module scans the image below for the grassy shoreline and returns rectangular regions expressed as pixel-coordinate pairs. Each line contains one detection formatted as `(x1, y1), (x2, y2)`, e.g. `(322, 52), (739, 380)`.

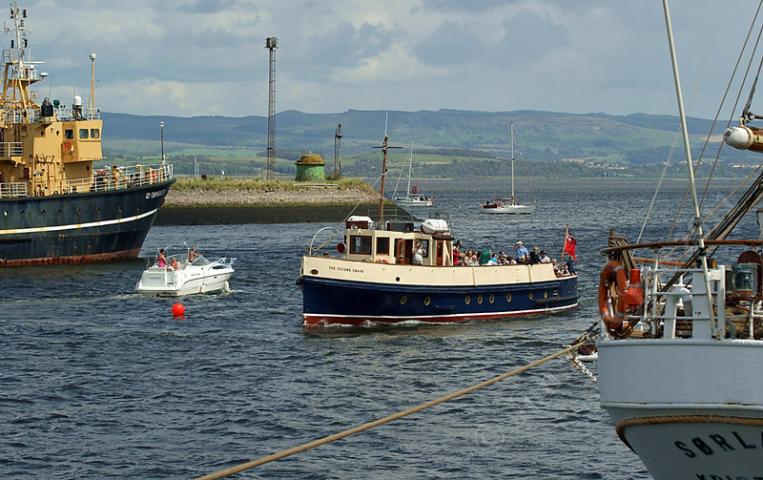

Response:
(165, 176), (382, 208)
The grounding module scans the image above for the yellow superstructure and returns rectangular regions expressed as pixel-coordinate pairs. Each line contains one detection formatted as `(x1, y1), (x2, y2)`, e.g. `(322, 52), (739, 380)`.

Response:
(0, 1), (102, 197)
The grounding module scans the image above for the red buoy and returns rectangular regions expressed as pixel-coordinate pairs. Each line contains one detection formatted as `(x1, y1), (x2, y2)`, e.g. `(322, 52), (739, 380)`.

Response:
(172, 302), (185, 317)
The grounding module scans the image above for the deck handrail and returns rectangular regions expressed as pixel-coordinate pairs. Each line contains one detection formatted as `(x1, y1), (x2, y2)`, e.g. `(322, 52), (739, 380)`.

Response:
(0, 182), (27, 198)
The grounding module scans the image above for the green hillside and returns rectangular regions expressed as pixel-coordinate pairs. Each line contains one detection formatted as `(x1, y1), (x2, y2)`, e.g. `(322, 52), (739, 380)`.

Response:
(100, 109), (762, 178)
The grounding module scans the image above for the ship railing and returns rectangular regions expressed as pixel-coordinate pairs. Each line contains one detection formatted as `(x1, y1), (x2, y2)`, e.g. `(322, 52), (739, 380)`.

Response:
(3, 108), (40, 124)
(58, 163), (174, 194)
(54, 106), (101, 121)
(0, 182), (27, 198)
(638, 265), (727, 340)
(0, 141), (23, 157)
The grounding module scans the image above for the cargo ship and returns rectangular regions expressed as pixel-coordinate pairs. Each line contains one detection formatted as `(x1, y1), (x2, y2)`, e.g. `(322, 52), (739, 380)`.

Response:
(0, 1), (174, 266)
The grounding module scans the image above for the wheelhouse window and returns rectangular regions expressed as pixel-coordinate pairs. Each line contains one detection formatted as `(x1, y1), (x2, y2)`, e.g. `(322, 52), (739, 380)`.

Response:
(90, 128), (100, 139)
(64, 129), (73, 139)
(376, 237), (390, 255)
(79, 129), (89, 139)
(349, 235), (372, 255)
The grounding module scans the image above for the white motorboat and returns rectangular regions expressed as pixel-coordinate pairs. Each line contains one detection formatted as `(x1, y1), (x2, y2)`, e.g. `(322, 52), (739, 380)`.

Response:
(480, 123), (535, 215)
(135, 252), (234, 296)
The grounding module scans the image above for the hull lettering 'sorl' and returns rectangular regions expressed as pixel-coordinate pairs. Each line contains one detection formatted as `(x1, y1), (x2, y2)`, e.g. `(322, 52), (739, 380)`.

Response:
(675, 431), (762, 458)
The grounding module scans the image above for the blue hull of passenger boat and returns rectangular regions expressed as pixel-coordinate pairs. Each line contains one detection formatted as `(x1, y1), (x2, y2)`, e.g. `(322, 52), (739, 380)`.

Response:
(301, 274), (578, 327)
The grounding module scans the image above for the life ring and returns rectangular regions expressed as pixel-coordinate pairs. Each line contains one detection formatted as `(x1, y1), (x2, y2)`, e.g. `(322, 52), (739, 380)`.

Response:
(63, 141), (74, 153)
(598, 261), (644, 335)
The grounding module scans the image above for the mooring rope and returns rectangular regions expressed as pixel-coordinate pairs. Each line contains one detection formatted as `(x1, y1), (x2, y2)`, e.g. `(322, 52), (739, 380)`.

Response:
(196, 338), (593, 480)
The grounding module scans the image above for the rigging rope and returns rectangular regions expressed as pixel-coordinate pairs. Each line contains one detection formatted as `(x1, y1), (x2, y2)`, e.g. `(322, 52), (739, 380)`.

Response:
(196, 338), (594, 480)
(664, 0), (763, 254)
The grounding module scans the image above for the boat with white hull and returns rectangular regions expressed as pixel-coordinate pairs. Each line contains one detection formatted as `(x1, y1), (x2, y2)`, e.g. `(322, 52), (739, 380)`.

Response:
(135, 254), (234, 296)
(392, 141), (433, 208)
(596, 2), (763, 477)
(480, 123), (535, 215)
(299, 133), (576, 328)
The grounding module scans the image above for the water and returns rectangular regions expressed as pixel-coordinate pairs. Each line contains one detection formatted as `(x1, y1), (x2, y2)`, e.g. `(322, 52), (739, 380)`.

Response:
(1, 178), (758, 479)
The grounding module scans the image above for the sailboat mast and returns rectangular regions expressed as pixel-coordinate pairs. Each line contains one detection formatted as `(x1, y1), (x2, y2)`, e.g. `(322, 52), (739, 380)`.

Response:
(379, 135), (389, 226)
(406, 141), (413, 197)
(662, 0), (716, 334)
(510, 123), (515, 206)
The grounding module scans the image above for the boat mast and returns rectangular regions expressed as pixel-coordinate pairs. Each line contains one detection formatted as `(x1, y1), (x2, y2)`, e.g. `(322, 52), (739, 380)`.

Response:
(662, 0), (717, 335)
(406, 140), (413, 197)
(510, 123), (515, 205)
(373, 113), (401, 226)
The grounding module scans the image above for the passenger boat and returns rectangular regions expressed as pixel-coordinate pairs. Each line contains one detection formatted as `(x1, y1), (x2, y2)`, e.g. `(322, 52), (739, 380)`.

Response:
(0, 2), (174, 266)
(596, 2), (763, 478)
(480, 123), (535, 215)
(298, 133), (577, 328)
(135, 251), (234, 297)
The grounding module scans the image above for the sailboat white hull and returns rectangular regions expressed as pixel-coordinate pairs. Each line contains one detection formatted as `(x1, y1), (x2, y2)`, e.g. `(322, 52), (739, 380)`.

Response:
(394, 196), (433, 208)
(480, 204), (535, 214)
(599, 339), (763, 480)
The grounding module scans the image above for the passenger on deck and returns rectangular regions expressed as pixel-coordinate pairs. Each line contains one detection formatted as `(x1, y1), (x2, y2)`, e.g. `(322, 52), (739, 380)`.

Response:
(170, 257), (180, 270)
(412, 242), (424, 265)
(539, 250), (551, 264)
(514, 241), (529, 264)
(188, 247), (200, 263)
(157, 249), (167, 268)
(529, 246), (541, 265)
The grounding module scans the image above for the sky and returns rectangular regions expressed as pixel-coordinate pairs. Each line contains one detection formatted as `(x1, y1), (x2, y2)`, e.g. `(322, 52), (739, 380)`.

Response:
(15, 0), (763, 119)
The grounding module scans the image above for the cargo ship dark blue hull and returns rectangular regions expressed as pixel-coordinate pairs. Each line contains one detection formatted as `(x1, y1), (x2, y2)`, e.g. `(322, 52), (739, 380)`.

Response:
(301, 274), (578, 327)
(0, 179), (174, 266)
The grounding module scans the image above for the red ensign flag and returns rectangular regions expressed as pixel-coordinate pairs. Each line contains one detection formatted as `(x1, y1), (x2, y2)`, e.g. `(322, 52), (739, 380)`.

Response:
(564, 234), (577, 260)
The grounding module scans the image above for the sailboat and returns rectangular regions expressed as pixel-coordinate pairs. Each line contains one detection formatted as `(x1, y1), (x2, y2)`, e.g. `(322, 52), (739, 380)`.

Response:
(393, 141), (433, 208)
(480, 123), (535, 214)
(595, 2), (763, 478)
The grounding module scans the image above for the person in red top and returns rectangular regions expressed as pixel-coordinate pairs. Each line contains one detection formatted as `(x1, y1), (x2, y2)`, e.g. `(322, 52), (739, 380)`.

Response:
(157, 248), (167, 268)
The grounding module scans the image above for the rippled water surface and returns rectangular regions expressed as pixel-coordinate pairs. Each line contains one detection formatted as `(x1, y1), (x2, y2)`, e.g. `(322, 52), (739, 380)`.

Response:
(1, 178), (757, 479)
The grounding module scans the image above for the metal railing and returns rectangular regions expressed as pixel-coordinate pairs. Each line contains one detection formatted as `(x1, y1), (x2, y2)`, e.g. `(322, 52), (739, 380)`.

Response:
(0, 181), (27, 198)
(60, 163), (174, 194)
(55, 106), (101, 121)
(0, 141), (23, 157)
(3, 108), (39, 124)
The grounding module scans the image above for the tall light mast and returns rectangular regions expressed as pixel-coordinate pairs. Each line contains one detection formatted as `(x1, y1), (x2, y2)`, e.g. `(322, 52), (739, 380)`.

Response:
(265, 36), (278, 180)
(333, 123), (342, 179)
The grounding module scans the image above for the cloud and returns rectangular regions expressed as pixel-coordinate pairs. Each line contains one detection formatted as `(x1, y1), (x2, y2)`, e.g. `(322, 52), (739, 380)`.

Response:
(11, 0), (761, 118)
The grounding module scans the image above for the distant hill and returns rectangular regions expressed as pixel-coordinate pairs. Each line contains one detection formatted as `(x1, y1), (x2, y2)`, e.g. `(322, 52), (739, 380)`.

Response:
(101, 109), (761, 174)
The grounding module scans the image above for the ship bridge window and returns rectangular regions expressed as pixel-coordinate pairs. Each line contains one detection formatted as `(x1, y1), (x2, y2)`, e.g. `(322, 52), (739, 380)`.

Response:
(349, 235), (372, 255)
(376, 237), (390, 255)
(64, 129), (73, 139)
(79, 129), (89, 139)
(90, 128), (100, 139)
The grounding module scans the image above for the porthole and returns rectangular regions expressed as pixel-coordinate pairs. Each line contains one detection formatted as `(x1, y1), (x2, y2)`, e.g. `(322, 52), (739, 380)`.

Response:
(477, 295), (483, 304)
(488, 294), (494, 304)
(310, 269), (319, 275)
(396, 277), (400, 282)
(400, 296), (408, 305)
(465, 296), (471, 305)
(528, 292), (534, 300)
(506, 293), (512, 303)
(424, 297), (431, 306)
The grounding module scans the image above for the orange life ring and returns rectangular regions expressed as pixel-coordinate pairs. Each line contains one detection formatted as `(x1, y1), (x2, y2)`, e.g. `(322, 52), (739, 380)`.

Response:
(598, 261), (644, 334)
(63, 141), (73, 153)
